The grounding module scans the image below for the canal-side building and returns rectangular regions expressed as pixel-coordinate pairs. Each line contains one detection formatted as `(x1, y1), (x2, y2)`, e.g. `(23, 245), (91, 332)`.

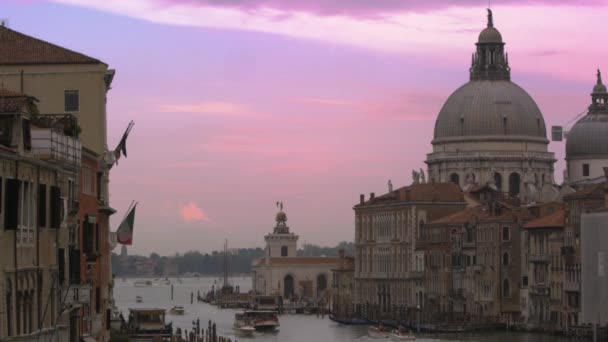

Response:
(252, 206), (342, 302)
(419, 186), (528, 324)
(523, 207), (565, 329)
(353, 182), (466, 319)
(330, 254), (355, 319)
(580, 173), (608, 325)
(0, 24), (117, 342)
(0, 89), (81, 341)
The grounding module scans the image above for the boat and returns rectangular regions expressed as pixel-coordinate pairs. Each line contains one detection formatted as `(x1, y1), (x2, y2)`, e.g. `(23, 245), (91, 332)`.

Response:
(136, 295), (143, 303)
(156, 278), (171, 286)
(239, 310), (279, 332)
(368, 325), (391, 339)
(233, 312), (255, 336)
(134, 280), (153, 287)
(127, 308), (172, 341)
(328, 314), (371, 325)
(168, 306), (185, 315)
(390, 329), (416, 341)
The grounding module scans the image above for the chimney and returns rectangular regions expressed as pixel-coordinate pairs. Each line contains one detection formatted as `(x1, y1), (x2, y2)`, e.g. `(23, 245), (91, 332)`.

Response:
(360, 194), (365, 205)
(388, 179), (393, 192)
(339, 249), (345, 258)
(370, 192), (375, 201)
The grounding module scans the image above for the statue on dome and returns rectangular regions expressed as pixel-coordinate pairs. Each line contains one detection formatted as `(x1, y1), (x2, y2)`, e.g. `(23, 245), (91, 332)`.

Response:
(419, 169), (426, 184)
(487, 8), (493, 27)
(412, 170), (420, 184)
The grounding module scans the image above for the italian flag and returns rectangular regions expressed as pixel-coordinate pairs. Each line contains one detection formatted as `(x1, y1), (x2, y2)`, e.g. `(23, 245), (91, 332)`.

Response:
(117, 202), (137, 245)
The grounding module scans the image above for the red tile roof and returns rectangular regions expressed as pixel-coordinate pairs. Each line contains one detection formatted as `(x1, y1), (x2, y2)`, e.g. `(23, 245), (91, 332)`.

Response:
(0, 88), (28, 113)
(429, 202), (527, 225)
(524, 208), (564, 229)
(0, 25), (100, 65)
(564, 183), (605, 200)
(358, 182), (464, 207)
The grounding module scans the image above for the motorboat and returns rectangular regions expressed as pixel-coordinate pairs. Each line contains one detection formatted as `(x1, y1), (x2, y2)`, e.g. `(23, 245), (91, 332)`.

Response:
(158, 278), (171, 286)
(368, 325), (391, 339)
(390, 329), (416, 341)
(127, 308), (172, 341)
(136, 295), (143, 303)
(233, 312), (256, 336)
(238, 310), (279, 332)
(169, 306), (185, 315)
(134, 280), (153, 287)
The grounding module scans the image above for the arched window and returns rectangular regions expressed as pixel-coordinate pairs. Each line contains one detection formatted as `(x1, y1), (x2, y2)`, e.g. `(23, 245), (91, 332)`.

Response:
(450, 173), (460, 185)
(284, 275), (295, 300)
(503, 252), (509, 266)
(503, 279), (510, 298)
(509, 172), (520, 196)
(494, 173), (502, 191)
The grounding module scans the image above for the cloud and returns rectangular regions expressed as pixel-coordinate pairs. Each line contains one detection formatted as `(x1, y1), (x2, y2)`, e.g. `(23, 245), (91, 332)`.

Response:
(179, 202), (210, 222)
(159, 101), (251, 116)
(148, 0), (608, 18)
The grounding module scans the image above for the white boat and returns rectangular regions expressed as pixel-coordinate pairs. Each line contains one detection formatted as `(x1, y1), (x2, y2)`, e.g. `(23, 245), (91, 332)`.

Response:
(390, 330), (416, 341)
(158, 278), (171, 286)
(237, 310), (279, 332)
(134, 280), (152, 287)
(368, 326), (391, 339)
(169, 306), (185, 315)
(136, 295), (143, 303)
(233, 312), (255, 336)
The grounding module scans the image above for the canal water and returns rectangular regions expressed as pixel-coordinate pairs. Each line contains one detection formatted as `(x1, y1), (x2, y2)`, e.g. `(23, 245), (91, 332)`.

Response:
(114, 277), (575, 342)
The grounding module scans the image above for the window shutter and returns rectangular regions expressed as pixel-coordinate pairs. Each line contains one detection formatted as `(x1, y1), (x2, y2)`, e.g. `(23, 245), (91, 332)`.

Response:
(58, 248), (65, 286)
(69, 248), (81, 284)
(38, 184), (47, 228)
(5, 179), (20, 230)
(50, 186), (61, 228)
(83, 221), (94, 255)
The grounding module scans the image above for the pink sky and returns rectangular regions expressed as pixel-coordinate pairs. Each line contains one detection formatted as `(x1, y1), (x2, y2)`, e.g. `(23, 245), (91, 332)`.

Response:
(3, 0), (606, 255)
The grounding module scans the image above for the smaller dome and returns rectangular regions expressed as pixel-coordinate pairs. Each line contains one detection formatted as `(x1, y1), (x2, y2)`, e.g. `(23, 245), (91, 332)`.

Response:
(594, 83), (607, 94)
(478, 27), (503, 44)
(276, 211), (287, 223)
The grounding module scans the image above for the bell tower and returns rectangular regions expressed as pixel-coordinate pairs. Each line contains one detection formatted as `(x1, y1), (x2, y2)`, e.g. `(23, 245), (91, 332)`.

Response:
(264, 202), (298, 258)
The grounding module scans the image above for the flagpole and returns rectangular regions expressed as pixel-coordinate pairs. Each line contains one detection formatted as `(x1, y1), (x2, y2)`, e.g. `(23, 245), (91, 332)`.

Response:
(117, 200), (136, 231)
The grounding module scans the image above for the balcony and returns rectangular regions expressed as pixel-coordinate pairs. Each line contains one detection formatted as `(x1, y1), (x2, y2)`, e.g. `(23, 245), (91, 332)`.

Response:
(530, 284), (550, 296)
(31, 114), (81, 166)
(409, 271), (424, 279)
(564, 281), (580, 293)
(449, 288), (465, 299)
(530, 254), (551, 263)
(561, 246), (575, 257)
(472, 265), (485, 273)
(462, 241), (476, 249)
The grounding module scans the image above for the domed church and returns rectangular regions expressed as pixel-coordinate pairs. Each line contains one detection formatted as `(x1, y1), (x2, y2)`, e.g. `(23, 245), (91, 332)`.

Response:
(565, 70), (608, 186)
(425, 10), (556, 202)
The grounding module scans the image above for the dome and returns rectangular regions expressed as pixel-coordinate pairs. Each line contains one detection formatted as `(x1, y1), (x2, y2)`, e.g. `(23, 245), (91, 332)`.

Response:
(566, 70), (608, 159)
(433, 80), (548, 142)
(566, 114), (608, 159)
(594, 82), (607, 94)
(478, 27), (503, 44)
(275, 211), (287, 223)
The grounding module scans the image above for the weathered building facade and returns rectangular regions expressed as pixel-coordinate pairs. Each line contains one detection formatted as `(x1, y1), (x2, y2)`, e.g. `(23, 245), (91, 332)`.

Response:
(0, 25), (116, 342)
(353, 183), (466, 320)
(0, 89), (80, 341)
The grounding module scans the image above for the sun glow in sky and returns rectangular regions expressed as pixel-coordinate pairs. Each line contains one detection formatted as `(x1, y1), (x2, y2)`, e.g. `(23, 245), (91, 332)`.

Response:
(3, 0), (607, 255)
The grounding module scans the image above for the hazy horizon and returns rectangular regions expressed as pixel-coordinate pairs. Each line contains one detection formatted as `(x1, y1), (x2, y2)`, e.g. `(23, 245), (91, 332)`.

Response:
(3, 0), (606, 255)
